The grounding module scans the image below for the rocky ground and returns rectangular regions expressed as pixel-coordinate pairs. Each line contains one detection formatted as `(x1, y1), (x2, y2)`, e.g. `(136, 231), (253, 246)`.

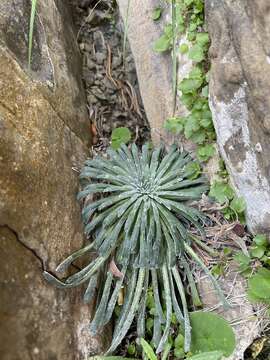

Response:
(69, 0), (151, 148)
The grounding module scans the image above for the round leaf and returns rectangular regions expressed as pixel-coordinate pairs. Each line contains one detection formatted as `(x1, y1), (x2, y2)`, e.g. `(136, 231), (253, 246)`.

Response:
(190, 311), (236, 356)
(111, 127), (131, 149)
(254, 234), (268, 247)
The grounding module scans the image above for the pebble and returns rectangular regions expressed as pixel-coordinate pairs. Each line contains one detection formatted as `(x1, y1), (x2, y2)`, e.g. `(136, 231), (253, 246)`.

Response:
(112, 56), (122, 69)
(95, 52), (106, 65)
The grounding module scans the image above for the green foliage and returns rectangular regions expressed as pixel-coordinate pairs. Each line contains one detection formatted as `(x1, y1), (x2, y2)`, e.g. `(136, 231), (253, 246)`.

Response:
(153, 24), (173, 52)
(184, 161), (201, 180)
(188, 351), (223, 360)
(190, 312), (236, 357)
(111, 127), (131, 149)
(209, 181), (234, 204)
(234, 252), (251, 277)
(44, 144), (228, 354)
(159, 0), (216, 163)
(234, 233), (270, 278)
(196, 144), (215, 162)
(248, 268), (270, 305)
(152, 7), (162, 21)
(28, 0), (38, 69)
(209, 180), (246, 222)
(164, 117), (184, 134)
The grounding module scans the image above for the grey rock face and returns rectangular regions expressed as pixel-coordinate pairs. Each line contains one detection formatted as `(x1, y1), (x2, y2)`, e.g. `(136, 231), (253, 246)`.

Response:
(206, 0), (270, 233)
(0, 0), (109, 359)
(117, 0), (174, 145)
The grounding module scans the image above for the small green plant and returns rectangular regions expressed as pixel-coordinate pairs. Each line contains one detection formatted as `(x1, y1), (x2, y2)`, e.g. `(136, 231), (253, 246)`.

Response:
(209, 180), (246, 222)
(152, 7), (163, 21)
(234, 234), (270, 276)
(44, 144), (228, 354)
(234, 234), (270, 308)
(111, 127), (132, 149)
(189, 312), (235, 357)
(138, 311), (235, 359)
(247, 268), (270, 306)
(157, 1), (215, 161)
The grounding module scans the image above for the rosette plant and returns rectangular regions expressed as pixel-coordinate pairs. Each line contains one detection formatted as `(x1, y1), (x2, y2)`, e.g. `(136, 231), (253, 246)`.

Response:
(44, 144), (228, 354)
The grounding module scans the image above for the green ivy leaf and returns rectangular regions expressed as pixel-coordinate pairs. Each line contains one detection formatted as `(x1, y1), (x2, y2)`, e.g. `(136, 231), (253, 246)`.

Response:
(248, 268), (270, 301)
(153, 34), (171, 52)
(140, 338), (158, 360)
(184, 116), (200, 138)
(200, 116), (212, 129)
(164, 117), (184, 134)
(253, 234), (268, 247)
(196, 33), (210, 47)
(111, 127), (131, 150)
(189, 22), (198, 32)
(181, 94), (196, 109)
(189, 66), (203, 80)
(201, 85), (209, 98)
(190, 311), (236, 356)
(196, 144), (215, 162)
(250, 245), (266, 259)
(209, 181), (234, 203)
(189, 44), (205, 62)
(189, 130), (206, 144)
(185, 161), (202, 180)
(230, 197), (246, 214)
(179, 78), (203, 94)
(152, 7), (162, 21)
(234, 252), (251, 266)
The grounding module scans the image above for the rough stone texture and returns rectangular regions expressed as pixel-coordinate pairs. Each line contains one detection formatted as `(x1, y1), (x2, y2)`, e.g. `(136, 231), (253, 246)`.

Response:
(0, 1), (109, 359)
(117, 0), (174, 145)
(198, 263), (259, 360)
(206, 0), (270, 234)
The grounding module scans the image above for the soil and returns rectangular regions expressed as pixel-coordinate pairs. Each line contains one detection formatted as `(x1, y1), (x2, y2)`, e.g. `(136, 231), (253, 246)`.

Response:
(69, 0), (151, 149)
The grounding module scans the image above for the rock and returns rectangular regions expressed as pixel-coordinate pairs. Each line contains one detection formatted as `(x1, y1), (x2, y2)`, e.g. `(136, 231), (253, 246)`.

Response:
(0, 0), (109, 359)
(205, 0), (270, 234)
(112, 56), (123, 69)
(95, 52), (106, 65)
(117, 0), (174, 145)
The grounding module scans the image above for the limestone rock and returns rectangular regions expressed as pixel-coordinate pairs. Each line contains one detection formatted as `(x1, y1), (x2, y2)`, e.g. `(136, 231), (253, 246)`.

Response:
(0, 1), (109, 359)
(205, 0), (270, 234)
(117, 0), (174, 145)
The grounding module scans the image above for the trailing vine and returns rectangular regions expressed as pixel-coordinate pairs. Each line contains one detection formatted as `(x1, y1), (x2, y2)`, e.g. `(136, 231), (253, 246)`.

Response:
(153, 0), (246, 222)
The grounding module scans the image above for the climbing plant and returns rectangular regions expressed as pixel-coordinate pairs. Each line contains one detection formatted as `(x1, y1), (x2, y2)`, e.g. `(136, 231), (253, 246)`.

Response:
(153, 0), (246, 218)
(44, 144), (228, 354)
